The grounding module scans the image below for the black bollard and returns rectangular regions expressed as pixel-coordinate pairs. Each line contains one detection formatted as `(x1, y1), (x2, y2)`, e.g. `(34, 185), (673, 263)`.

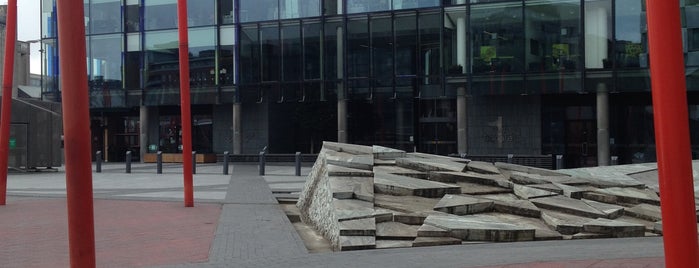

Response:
(192, 151), (197, 175)
(223, 151), (229, 175)
(156, 151), (162, 174)
(295, 152), (301, 176)
(259, 151), (265, 176)
(555, 155), (564, 170)
(126, 151), (132, 173)
(96, 151), (102, 173)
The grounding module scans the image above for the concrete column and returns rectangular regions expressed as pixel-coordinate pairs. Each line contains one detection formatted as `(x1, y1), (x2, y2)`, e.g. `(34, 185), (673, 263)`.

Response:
(596, 83), (610, 166)
(139, 106), (148, 162)
(233, 102), (242, 154)
(456, 16), (467, 72)
(336, 0), (343, 14)
(337, 25), (347, 143)
(457, 87), (467, 155)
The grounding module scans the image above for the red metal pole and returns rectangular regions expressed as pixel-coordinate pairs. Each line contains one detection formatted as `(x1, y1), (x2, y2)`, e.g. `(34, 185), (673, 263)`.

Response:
(56, 0), (97, 266)
(0, 0), (17, 205)
(646, 1), (699, 267)
(177, 0), (194, 207)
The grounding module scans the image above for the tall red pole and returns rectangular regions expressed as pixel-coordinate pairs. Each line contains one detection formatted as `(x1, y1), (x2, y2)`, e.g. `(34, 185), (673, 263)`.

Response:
(56, 0), (97, 266)
(177, 0), (194, 207)
(0, 0), (17, 206)
(646, 1), (699, 267)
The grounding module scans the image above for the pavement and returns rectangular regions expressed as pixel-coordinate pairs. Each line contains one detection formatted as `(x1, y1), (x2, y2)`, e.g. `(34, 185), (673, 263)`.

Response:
(0, 162), (667, 267)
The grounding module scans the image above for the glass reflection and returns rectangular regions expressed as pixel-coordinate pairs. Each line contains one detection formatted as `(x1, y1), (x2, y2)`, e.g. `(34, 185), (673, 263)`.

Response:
(525, 0), (582, 72)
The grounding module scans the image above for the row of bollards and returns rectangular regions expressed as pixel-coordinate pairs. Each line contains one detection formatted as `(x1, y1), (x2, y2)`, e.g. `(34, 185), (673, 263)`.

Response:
(94, 149), (304, 176)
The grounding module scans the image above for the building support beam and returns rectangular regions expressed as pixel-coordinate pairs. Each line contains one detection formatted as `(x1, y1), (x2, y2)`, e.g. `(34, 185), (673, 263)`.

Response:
(232, 102), (242, 154)
(139, 106), (148, 162)
(596, 83), (609, 166)
(457, 87), (467, 155)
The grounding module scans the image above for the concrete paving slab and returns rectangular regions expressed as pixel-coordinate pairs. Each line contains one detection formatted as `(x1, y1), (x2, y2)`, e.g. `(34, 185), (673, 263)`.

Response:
(373, 145), (407, 160)
(531, 196), (606, 218)
(486, 213), (563, 241)
(323, 141), (374, 155)
(395, 157), (467, 173)
(429, 171), (511, 188)
(417, 223), (451, 237)
(489, 199), (542, 218)
(411, 236), (462, 247)
(559, 168), (646, 188)
(513, 185), (559, 200)
(339, 218), (376, 236)
(540, 209), (590, 235)
(494, 162), (571, 177)
(529, 183), (562, 194)
(592, 187), (660, 205)
(616, 216), (657, 233)
(552, 183), (588, 199)
(374, 194), (441, 214)
(376, 222), (419, 240)
(339, 236), (376, 251)
(374, 165), (428, 179)
(571, 232), (611, 239)
(327, 164), (374, 177)
(625, 203), (662, 222)
(407, 152), (470, 163)
(583, 218), (646, 238)
(333, 199), (375, 221)
(375, 240), (414, 249)
(433, 194), (494, 215)
(329, 176), (374, 202)
(509, 172), (550, 185)
(466, 161), (501, 175)
(581, 199), (625, 219)
(374, 173), (461, 197)
(456, 182), (513, 195)
(325, 150), (374, 171)
(424, 214), (536, 242)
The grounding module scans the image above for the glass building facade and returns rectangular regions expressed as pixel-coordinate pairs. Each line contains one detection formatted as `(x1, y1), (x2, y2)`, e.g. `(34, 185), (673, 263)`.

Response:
(41, 0), (699, 167)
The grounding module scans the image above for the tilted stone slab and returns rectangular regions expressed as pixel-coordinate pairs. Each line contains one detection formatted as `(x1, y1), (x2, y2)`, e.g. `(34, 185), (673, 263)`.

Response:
(374, 159), (397, 166)
(495, 162), (571, 177)
(552, 183), (588, 199)
(429, 171), (512, 188)
(509, 172), (551, 185)
(374, 194), (441, 214)
(412, 237), (462, 247)
(582, 199), (625, 219)
(540, 176), (590, 186)
(540, 209), (590, 235)
(327, 164), (374, 177)
(491, 199), (542, 218)
(531, 196), (606, 218)
(323, 141), (374, 155)
(373, 208), (399, 223)
(488, 213), (563, 241)
(456, 182), (513, 195)
(339, 218), (376, 236)
(333, 199), (375, 221)
(467, 161), (501, 175)
(373, 145), (407, 160)
(325, 150), (374, 171)
(625, 203), (662, 222)
(433, 194), (494, 215)
(571, 232), (611, 239)
(376, 222), (419, 240)
(424, 214), (536, 242)
(583, 218), (646, 238)
(376, 240), (414, 249)
(417, 224), (451, 237)
(592, 187), (660, 205)
(558, 169), (645, 188)
(374, 173), (461, 198)
(396, 157), (467, 173)
(513, 185), (559, 200)
(374, 165), (428, 180)
(530, 184), (563, 194)
(339, 236), (376, 251)
(407, 152), (470, 163)
(616, 216), (657, 232)
(330, 176), (364, 199)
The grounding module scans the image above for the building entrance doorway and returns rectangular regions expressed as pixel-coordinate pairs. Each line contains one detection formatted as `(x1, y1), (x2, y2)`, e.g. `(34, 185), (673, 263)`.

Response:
(565, 119), (597, 168)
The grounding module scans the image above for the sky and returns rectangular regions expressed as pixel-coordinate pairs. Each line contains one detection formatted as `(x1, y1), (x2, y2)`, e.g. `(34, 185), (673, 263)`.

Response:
(1, 0), (41, 74)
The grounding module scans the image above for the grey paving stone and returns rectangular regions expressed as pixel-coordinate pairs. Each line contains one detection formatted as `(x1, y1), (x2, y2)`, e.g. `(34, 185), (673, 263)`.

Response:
(571, 232), (611, 239)
(489, 199), (542, 218)
(581, 199), (625, 219)
(616, 216), (657, 232)
(373, 208), (399, 223)
(583, 218), (646, 238)
(531, 196), (606, 218)
(487, 213), (563, 241)
(552, 183), (588, 199)
(529, 183), (563, 194)
(593, 187), (660, 205)
(373, 145), (407, 160)
(374, 173), (461, 198)
(375, 240), (414, 249)
(411, 236), (462, 247)
(329, 176), (374, 202)
(323, 141), (374, 155)
(466, 161), (501, 175)
(513, 185), (559, 200)
(374, 194), (441, 214)
(494, 162), (571, 177)
(417, 224), (451, 237)
(327, 164), (374, 177)
(429, 171), (512, 188)
(376, 222), (419, 240)
(625, 203), (662, 222)
(456, 182), (513, 195)
(333, 199), (375, 221)
(509, 172), (550, 185)
(559, 168), (646, 188)
(339, 236), (376, 251)
(339, 218), (376, 236)
(540, 209), (590, 235)
(374, 165), (428, 179)
(325, 150), (374, 171)
(433, 194), (494, 215)
(424, 214), (536, 242)
(395, 157), (467, 173)
(407, 152), (470, 163)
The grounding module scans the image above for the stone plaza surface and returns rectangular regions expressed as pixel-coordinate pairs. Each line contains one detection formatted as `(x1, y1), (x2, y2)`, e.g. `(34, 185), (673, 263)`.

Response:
(297, 142), (698, 252)
(0, 152), (681, 267)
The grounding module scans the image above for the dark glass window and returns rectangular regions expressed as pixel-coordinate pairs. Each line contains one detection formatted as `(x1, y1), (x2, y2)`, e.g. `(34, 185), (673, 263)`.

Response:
(42, 38), (60, 96)
(444, 6), (467, 75)
(125, 33), (141, 90)
(525, 0), (582, 72)
(395, 13), (418, 76)
(240, 25), (260, 84)
(282, 23), (302, 81)
(393, 0), (440, 10)
(219, 26), (235, 86)
(324, 0), (341, 15)
(584, 0), (612, 69)
(219, 0), (235, 24)
(188, 0), (216, 27)
(348, 17), (370, 78)
(189, 28), (217, 88)
(615, 0), (648, 68)
(42, 0), (58, 38)
(347, 0), (391, 14)
(419, 12), (441, 78)
(125, 0), (140, 32)
(303, 21), (322, 80)
(281, 0), (320, 19)
(371, 15), (393, 87)
(240, 0), (278, 22)
(89, 34), (123, 89)
(471, 2), (524, 74)
(324, 19), (343, 80)
(90, 0), (122, 34)
(144, 0), (177, 30)
(260, 24), (281, 82)
(145, 30), (178, 90)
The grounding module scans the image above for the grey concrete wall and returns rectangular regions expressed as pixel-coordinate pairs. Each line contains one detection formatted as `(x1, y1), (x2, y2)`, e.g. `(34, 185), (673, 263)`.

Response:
(212, 104), (233, 153)
(241, 102), (268, 154)
(467, 95), (541, 155)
